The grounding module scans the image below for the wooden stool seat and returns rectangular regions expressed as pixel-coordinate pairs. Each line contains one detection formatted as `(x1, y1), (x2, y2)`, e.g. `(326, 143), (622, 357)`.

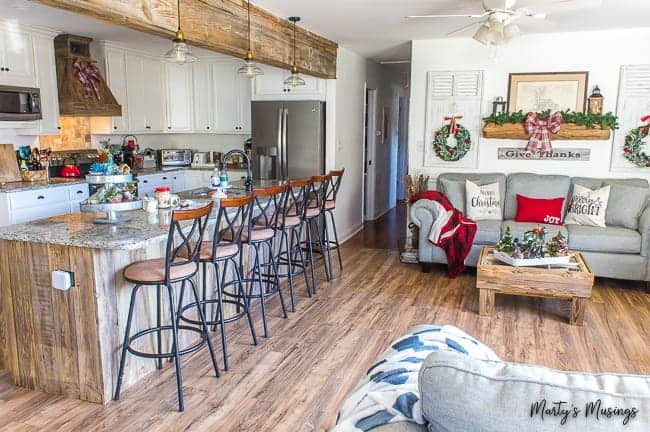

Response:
(256, 214), (301, 228)
(197, 242), (240, 261)
(123, 258), (198, 284)
(305, 207), (320, 218)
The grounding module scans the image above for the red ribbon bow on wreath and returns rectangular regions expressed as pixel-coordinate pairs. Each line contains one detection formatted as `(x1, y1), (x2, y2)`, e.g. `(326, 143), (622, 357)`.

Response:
(73, 58), (102, 101)
(524, 111), (563, 154)
(444, 115), (463, 135)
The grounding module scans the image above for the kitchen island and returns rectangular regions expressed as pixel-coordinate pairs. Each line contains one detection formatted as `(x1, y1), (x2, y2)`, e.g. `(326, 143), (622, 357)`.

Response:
(0, 182), (280, 404)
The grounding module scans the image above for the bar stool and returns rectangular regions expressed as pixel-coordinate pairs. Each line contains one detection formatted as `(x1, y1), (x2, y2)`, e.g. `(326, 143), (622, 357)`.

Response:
(178, 195), (257, 371)
(303, 175), (332, 292)
(228, 184), (288, 338)
(323, 169), (345, 273)
(274, 178), (313, 312)
(114, 203), (219, 412)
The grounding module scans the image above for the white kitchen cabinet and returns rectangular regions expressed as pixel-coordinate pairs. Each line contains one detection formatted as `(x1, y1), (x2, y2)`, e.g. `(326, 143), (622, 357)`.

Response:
(105, 47), (129, 132)
(0, 184), (85, 227)
(165, 63), (193, 132)
(170, 171), (186, 192)
(31, 34), (60, 134)
(143, 57), (166, 132)
(253, 65), (326, 101)
(192, 62), (214, 133)
(0, 28), (36, 87)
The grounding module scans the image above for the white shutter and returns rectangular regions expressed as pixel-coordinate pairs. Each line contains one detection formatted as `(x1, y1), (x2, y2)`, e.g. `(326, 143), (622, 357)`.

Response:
(610, 65), (650, 172)
(424, 70), (484, 169)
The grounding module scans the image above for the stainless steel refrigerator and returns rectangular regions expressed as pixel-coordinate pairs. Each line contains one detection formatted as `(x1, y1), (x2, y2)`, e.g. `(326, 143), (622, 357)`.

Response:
(251, 101), (325, 180)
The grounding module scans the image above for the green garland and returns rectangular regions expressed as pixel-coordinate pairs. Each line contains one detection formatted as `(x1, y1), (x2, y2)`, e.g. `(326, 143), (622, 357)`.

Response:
(483, 109), (619, 130)
(623, 124), (650, 167)
(433, 124), (471, 162)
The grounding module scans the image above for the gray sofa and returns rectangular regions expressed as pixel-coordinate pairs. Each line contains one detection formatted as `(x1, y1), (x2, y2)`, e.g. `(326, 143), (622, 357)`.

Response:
(410, 173), (650, 281)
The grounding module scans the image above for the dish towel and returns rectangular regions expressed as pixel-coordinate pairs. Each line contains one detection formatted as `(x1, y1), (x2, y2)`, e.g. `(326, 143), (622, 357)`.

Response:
(412, 191), (477, 277)
(332, 325), (499, 432)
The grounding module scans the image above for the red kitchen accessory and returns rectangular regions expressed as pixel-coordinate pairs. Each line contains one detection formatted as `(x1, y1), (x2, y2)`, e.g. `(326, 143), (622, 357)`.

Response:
(60, 157), (81, 178)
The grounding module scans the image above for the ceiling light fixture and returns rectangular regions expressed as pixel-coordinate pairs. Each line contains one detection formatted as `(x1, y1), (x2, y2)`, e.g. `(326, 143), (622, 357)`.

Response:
(238, 1), (263, 78)
(163, 0), (197, 65)
(284, 16), (306, 87)
(472, 19), (521, 46)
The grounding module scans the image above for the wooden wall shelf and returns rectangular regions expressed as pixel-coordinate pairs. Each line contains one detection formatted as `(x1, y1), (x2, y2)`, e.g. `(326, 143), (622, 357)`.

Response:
(483, 123), (611, 141)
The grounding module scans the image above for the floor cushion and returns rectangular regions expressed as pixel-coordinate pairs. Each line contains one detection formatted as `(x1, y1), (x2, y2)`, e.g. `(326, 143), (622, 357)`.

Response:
(419, 350), (650, 432)
(501, 221), (568, 241)
(567, 224), (641, 254)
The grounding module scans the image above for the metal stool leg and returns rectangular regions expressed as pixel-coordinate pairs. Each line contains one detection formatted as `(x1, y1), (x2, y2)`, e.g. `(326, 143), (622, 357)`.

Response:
(295, 224), (312, 297)
(322, 213), (334, 280)
(267, 239), (288, 319)
(187, 278), (220, 378)
(314, 216), (332, 281)
(305, 219), (317, 293)
(156, 284), (163, 370)
(114, 284), (141, 401)
(282, 229), (296, 312)
(328, 210), (343, 270)
(252, 243), (269, 338)
(166, 284), (185, 412)
(214, 261), (229, 370)
(233, 258), (257, 346)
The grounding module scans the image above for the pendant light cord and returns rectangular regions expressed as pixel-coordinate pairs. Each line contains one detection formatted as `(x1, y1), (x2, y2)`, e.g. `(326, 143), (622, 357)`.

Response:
(247, 1), (252, 52)
(292, 19), (296, 67)
(177, 0), (182, 32)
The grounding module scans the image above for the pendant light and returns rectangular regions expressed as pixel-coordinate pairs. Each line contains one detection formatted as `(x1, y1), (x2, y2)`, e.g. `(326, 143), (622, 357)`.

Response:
(284, 16), (305, 87)
(163, 0), (197, 65)
(238, 1), (263, 77)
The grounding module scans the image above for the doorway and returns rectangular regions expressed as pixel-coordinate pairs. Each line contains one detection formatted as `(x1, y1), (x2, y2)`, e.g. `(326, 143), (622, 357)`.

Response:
(396, 95), (409, 201)
(363, 88), (377, 221)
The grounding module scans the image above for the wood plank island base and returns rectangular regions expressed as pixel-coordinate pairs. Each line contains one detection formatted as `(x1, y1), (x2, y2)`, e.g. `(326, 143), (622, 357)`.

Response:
(0, 183), (275, 404)
(476, 247), (594, 325)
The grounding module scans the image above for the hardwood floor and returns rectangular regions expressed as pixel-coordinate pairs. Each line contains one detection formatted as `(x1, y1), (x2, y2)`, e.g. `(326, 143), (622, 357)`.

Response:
(1, 210), (649, 431)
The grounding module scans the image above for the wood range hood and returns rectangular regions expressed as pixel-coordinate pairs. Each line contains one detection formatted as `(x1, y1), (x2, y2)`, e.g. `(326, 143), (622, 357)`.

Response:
(54, 34), (122, 117)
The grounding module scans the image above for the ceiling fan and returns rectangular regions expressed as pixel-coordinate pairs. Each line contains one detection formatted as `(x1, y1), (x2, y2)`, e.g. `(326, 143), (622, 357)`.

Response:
(406, 0), (601, 46)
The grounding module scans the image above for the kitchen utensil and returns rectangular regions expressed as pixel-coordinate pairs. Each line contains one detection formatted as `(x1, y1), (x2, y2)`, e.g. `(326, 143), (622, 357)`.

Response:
(0, 144), (22, 183)
(60, 157), (81, 178)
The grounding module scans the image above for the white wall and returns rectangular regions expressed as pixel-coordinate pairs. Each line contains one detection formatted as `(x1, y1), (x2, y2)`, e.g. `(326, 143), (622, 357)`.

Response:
(408, 28), (650, 184)
(329, 46), (367, 241)
(91, 133), (247, 153)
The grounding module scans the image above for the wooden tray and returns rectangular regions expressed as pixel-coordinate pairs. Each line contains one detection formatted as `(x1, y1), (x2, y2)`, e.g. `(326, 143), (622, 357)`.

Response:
(492, 251), (572, 267)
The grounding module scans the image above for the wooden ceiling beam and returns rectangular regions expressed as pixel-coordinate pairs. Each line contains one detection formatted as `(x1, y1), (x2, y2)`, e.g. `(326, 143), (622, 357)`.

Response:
(34, 0), (338, 78)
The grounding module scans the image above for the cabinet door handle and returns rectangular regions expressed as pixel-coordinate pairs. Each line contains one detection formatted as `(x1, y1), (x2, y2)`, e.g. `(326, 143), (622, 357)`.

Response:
(37, 195), (45, 200)
(206, 126), (210, 130)
(167, 126), (171, 130)
(0, 67), (5, 71)
(113, 126), (118, 130)
(5, 67), (9, 72)
(143, 180), (149, 183)
(162, 176), (168, 180)
(76, 190), (84, 194)
(146, 126), (151, 129)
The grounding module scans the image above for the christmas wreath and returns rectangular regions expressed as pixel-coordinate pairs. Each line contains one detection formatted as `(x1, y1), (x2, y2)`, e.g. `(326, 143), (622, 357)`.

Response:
(623, 115), (650, 168)
(433, 116), (472, 162)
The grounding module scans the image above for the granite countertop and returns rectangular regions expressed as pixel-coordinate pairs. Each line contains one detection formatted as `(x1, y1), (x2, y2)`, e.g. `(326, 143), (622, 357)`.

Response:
(0, 177), (87, 193)
(0, 180), (284, 250)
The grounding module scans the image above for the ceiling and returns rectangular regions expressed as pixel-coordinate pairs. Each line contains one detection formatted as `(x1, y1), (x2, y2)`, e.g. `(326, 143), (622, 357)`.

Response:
(2, 0), (650, 64)
(254, 0), (650, 61)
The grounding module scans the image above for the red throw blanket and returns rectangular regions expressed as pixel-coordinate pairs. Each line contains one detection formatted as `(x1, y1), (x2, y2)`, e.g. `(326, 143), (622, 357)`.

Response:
(411, 191), (477, 278)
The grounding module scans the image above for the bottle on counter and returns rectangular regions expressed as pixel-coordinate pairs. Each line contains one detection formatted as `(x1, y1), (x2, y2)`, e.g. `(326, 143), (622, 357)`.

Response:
(220, 170), (229, 188)
(210, 168), (221, 189)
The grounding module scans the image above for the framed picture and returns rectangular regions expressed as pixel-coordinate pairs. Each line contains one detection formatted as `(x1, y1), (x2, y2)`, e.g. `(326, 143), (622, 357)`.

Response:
(507, 72), (589, 113)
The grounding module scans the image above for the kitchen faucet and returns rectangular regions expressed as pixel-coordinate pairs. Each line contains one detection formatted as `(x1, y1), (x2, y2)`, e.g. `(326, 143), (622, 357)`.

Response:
(223, 149), (253, 192)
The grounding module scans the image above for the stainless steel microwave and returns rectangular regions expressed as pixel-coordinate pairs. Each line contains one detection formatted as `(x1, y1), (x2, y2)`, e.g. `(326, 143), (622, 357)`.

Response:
(0, 85), (42, 121)
(158, 149), (192, 167)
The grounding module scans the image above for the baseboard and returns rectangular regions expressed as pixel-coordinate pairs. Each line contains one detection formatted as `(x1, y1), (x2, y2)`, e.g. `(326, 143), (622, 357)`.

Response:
(339, 224), (364, 244)
(366, 206), (391, 222)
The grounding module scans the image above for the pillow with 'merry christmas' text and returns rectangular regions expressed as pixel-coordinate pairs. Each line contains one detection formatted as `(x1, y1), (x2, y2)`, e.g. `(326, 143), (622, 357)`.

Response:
(465, 180), (502, 220)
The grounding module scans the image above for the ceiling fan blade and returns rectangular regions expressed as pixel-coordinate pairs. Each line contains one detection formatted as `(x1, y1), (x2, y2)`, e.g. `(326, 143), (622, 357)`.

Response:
(446, 21), (481, 37)
(406, 12), (489, 19)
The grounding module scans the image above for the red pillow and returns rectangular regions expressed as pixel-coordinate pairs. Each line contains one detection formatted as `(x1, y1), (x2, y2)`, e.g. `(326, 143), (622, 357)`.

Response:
(515, 194), (565, 226)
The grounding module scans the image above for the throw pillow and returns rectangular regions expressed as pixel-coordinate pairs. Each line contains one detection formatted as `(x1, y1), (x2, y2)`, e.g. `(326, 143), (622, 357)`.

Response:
(564, 184), (610, 228)
(605, 184), (650, 230)
(515, 195), (565, 225)
(465, 180), (502, 220)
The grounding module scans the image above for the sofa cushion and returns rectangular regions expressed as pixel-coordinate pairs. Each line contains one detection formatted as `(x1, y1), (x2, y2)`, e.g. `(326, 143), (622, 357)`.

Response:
(606, 184), (649, 230)
(438, 173), (506, 215)
(475, 220), (502, 244)
(567, 224), (641, 254)
(504, 173), (571, 220)
(419, 350), (650, 432)
(502, 220), (568, 241)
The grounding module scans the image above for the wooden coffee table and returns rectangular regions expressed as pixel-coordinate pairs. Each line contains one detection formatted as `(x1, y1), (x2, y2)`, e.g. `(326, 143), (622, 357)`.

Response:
(476, 246), (594, 325)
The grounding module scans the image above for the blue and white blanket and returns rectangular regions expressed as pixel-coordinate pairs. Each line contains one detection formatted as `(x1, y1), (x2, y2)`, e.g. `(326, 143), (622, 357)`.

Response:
(333, 325), (498, 432)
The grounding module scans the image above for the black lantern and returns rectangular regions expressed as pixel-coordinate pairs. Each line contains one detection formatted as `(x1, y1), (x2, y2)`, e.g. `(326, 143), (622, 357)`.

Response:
(492, 96), (507, 115)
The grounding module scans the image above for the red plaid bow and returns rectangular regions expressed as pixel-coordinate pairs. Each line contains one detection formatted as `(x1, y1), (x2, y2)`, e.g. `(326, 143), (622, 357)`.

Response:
(444, 115), (463, 135)
(524, 111), (563, 154)
(73, 58), (102, 100)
